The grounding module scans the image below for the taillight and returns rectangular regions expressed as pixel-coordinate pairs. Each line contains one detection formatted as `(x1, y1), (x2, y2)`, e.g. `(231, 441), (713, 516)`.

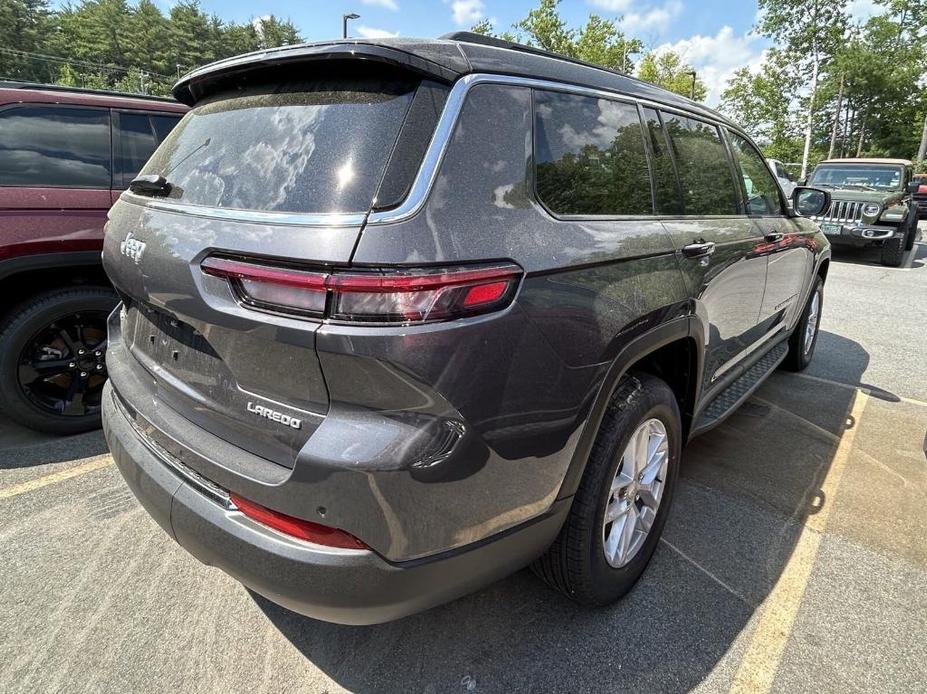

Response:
(202, 256), (522, 324)
(230, 493), (367, 549)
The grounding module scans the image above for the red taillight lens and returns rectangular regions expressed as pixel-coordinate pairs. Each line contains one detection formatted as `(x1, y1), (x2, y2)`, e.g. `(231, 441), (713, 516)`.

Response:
(229, 493), (367, 549)
(202, 256), (522, 324)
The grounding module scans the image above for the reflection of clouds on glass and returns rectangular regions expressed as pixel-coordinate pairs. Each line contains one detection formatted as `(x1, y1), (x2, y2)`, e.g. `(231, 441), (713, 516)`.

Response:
(141, 85), (413, 214)
(557, 98), (639, 152)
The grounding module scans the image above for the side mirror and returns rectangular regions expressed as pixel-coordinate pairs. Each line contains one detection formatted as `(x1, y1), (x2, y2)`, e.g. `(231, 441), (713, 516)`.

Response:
(796, 178), (807, 187)
(791, 186), (831, 217)
(907, 181), (921, 194)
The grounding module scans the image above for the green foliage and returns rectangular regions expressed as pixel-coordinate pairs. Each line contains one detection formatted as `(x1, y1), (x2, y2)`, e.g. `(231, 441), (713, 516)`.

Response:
(637, 52), (707, 101)
(0, 0), (303, 96)
(472, 0), (642, 72)
(723, 0), (927, 165)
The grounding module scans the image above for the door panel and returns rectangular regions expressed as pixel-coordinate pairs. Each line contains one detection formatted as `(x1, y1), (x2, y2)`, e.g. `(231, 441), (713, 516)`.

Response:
(662, 219), (767, 390)
(752, 217), (814, 332)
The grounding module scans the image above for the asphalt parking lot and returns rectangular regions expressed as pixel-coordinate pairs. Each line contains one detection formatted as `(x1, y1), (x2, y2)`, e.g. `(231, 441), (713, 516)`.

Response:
(2, 232), (926, 694)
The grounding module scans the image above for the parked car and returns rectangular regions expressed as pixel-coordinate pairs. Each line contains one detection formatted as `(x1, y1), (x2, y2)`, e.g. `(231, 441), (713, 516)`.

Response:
(101, 33), (832, 625)
(805, 157), (920, 266)
(0, 82), (187, 434)
(767, 157), (796, 197)
(913, 173), (927, 220)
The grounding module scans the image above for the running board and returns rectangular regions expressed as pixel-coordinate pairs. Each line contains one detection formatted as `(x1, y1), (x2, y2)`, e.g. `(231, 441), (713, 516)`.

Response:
(691, 340), (789, 436)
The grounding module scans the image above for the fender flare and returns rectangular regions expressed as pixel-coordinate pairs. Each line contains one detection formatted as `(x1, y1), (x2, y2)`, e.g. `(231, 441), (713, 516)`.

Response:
(0, 251), (103, 283)
(555, 316), (699, 501)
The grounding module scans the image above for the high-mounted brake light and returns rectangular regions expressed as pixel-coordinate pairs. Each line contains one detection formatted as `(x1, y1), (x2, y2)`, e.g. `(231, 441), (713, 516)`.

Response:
(202, 256), (522, 323)
(230, 493), (368, 549)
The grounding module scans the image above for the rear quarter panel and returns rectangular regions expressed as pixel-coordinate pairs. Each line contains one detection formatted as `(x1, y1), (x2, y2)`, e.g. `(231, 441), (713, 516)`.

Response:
(331, 83), (692, 558)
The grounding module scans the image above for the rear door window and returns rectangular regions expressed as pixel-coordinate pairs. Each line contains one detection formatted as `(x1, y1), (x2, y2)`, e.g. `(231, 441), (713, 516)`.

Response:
(660, 112), (738, 216)
(114, 111), (182, 188)
(641, 108), (683, 215)
(0, 105), (111, 188)
(726, 130), (783, 216)
(140, 76), (418, 214)
(534, 90), (652, 216)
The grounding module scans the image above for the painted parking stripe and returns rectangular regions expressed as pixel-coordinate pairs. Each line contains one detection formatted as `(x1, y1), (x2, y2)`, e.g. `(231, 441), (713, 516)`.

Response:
(728, 389), (869, 694)
(0, 456), (113, 500)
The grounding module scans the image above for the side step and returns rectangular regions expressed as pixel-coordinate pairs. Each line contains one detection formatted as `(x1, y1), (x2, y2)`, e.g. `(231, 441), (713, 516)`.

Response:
(692, 340), (789, 435)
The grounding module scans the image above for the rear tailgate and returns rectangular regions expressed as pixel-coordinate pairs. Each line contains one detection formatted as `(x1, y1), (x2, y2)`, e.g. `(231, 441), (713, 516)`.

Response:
(103, 67), (440, 467)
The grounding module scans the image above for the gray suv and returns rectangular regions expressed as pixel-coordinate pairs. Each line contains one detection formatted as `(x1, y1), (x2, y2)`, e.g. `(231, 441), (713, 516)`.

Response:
(102, 33), (832, 624)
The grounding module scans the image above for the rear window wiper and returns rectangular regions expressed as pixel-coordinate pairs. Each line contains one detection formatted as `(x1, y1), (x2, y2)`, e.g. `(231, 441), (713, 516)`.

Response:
(128, 174), (172, 197)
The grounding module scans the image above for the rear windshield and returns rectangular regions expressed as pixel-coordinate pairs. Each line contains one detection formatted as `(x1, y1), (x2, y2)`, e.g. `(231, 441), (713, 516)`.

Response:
(809, 164), (903, 191)
(140, 77), (417, 214)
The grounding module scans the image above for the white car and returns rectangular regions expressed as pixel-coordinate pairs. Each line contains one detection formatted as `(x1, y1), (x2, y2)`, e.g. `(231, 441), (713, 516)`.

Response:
(767, 158), (796, 197)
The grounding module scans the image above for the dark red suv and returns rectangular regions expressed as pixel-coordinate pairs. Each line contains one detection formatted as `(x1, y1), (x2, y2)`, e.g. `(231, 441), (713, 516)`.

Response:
(0, 82), (187, 434)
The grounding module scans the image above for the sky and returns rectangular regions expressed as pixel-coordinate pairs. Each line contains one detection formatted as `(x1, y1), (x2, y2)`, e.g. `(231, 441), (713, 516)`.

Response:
(147, 0), (882, 105)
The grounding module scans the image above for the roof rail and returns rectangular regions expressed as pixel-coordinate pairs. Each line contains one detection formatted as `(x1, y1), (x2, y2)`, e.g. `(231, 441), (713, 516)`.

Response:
(0, 80), (178, 102)
(439, 31), (632, 77)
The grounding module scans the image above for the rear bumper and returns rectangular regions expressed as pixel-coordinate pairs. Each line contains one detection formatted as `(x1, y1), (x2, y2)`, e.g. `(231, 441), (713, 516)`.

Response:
(102, 382), (569, 625)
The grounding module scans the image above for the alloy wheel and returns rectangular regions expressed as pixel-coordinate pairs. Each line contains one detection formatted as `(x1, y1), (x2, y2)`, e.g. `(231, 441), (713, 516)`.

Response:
(16, 311), (109, 419)
(602, 418), (670, 568)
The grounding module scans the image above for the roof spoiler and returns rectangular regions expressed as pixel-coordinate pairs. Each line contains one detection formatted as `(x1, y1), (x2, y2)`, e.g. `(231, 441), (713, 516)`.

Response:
(172, 40), (469, 106)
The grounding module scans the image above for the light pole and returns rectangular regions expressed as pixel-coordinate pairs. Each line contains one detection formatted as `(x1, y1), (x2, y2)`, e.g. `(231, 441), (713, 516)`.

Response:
(687, 70), (697, 100)
(343, 13), (360, 39)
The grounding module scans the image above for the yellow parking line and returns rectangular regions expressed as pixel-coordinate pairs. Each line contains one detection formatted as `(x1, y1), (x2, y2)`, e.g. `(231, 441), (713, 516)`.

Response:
(729, 389), (869, 694)
(0, 456), (113, 500)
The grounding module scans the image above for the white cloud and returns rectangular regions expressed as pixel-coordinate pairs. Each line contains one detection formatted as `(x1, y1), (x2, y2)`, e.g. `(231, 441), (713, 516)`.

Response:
(847, 0), (879, 22)
(588, 0), (636, 10)
(361, 0), (399, 11)
(643, 26), (767, 106)
(356, 25), (400, 38)
(450, 0), (485, 26)
(620, 1), (683, 33)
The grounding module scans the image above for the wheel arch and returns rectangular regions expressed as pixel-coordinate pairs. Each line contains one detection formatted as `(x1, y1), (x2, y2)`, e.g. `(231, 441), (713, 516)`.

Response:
(0, 252), (109, 322)
(556, 318), (700, 501)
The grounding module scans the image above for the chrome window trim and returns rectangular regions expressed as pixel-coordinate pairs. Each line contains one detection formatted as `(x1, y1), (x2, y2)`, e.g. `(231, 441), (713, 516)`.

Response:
(120, 73), (745, 228)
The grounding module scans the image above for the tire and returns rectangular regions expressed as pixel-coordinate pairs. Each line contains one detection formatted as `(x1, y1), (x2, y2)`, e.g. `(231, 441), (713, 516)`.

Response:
(533, 372), (681, 606)
(903, 207), (918, 251)
(784, 277), (823, 372)
(880, 235), (905, 267)
(0, 286), (117, 435)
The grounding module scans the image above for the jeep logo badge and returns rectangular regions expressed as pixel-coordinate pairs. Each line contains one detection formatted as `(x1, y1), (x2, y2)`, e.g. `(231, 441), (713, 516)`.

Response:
(120, 232), (146, 264)
(247, 402), (302, 430)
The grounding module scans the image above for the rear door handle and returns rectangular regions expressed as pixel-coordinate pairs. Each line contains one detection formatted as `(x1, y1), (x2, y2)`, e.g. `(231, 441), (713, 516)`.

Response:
(681, 241), (716, 258)
(764, 232), (784, 242)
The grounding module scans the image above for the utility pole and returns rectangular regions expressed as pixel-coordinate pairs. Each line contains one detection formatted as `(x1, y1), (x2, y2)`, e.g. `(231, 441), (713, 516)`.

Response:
(342, 13), (359, 39)
(828, 73), (844, 160)
(687, 70), (697, 100)
(917, 112), (927, 170)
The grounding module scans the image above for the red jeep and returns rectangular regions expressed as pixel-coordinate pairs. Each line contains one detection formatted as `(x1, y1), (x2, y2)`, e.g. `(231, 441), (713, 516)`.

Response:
(0, 82), (187, 434)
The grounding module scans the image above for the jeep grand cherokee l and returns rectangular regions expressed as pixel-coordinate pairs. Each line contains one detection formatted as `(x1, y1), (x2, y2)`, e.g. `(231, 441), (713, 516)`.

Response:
(0, 82), (186, 434)
(102, 33), (832, 624)
(807, 158), (920, 266)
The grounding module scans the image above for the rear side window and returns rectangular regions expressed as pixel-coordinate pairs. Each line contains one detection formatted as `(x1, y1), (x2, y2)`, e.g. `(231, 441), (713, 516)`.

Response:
(661, 113), (738, 216)
(534, 90), (652, 216)
(115, 111), (182, 188)
(641, 108), (683, 215)
(141, 76), (418, 214)
(726, 130), (782, 215)
(0, 105), (111, 188)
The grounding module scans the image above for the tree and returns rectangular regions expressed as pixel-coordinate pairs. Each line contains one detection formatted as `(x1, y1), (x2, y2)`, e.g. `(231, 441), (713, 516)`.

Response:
(756, 0), (850, 178)
(0, 0), (54, 81)
(720, 50), (801, 162)
(637, 51), (707, 101)
(472, 0), (643, 73)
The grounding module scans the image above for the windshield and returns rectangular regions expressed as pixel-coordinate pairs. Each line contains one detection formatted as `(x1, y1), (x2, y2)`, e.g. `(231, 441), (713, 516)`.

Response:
(809, 164), (903, 191)
(140, 76), (417, 214)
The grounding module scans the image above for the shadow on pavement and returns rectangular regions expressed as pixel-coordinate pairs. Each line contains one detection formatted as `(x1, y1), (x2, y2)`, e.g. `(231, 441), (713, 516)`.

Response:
(829, 238), (925, 270)
(812, 330), (900, 403)
(251, 337), (875, 692)
(0, 423), (107, 469)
